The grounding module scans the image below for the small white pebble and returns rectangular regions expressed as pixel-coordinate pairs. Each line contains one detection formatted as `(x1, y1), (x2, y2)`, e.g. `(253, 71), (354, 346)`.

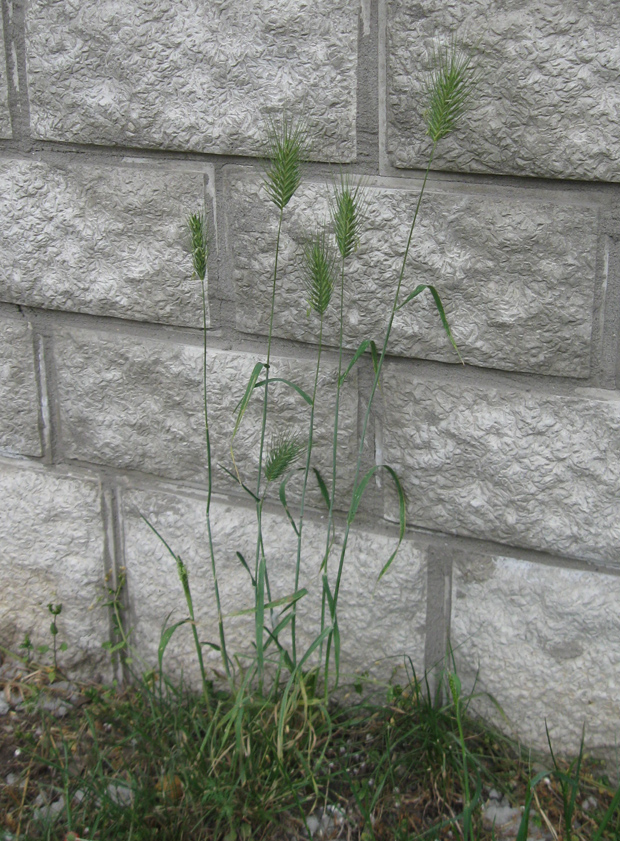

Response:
(13, 749), (20, 757)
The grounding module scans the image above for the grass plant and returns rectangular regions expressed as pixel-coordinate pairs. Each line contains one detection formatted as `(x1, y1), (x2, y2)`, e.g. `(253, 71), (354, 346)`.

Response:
(163, 40), (477, 709)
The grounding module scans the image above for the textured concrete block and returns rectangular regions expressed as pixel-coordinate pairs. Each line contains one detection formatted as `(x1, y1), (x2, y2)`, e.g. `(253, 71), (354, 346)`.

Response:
(382, 371), (620, 564)
(451, 556), (620, 756)
(387, 0), (620, 181)
(0, 316), (41, 457)
(123, 486), (427, 687)
(0, 14), (11, 138)
(0, 158), (207, 325)
(0, 462), (109, 676)
(225, 167), (597, 376)
(55, 328), (358, 508)
(25, 0), (357, 161)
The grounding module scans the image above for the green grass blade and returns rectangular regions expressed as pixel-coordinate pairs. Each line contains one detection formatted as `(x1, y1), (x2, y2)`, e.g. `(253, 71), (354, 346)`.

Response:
(158, 618), (191, 674)
(253, 377), (313, 406)
(397, 284), (463, 363)
(322, 574), (340, 679)
(369, 340), (381, 379)
(277, 626), (332, 758)
(312, 467), (331, 511)
(141, 514), (178, 561)
(263, 615), (295, 672)
(339, 339), (371, 385)
(395, 283), (429, 312)
(218, 464), (260, 501)
(566, 725), (586, 836)
(347, 465), (379, 525)
(427, 284), (463, 363)
(255, 549), (266, 683)
(377, 465), (407, 581)
(592, 781), (620, 840)
(279, 472), (300, 534)
(235, 551), (256, 587)
(232, 362), (267, 441)
(516, 769), (553, 841)
(229, 589), (308, 617)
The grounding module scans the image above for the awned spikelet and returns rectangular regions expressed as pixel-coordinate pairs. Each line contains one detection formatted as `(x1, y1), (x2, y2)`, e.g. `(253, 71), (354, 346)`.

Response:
(188, 213), (208, 281)
(303, 231), (336, 317)
(263, 119), (307, 211)
(425, 41), (477, 143)
(264, 432), (305, 483)
(330, 175), (367, 261)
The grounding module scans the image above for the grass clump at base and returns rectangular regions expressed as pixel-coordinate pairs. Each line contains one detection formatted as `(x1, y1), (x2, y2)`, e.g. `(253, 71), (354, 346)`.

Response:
(1, 657), (619, 841)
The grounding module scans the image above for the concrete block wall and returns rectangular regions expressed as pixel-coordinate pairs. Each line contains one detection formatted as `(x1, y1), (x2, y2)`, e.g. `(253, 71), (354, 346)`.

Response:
(1, 0), (619, 758)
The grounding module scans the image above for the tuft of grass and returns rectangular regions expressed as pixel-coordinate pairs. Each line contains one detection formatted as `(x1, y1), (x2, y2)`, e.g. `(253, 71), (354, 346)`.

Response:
(2, 657), (619, 841)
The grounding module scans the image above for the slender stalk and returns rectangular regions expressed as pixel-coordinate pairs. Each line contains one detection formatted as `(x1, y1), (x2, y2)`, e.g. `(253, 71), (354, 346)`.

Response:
(320, 255), (345, 669)
(325, 256), (346, 559)
(173, 553), (210, 700)
(201, 278), (231, 681)
(291, 315), (324, 665)
(325, 146), (437, 689)
(255, 206), (285, 690)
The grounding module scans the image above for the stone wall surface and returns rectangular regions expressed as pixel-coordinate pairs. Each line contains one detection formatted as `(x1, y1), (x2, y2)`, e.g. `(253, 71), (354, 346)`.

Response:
(382, 369), (620, 565)
(1, 0), (620, 761)
(0, 462), (109, 677)
(0, 158), (207, 325)
(0, 315), (41, 457)
(25, 0), (358, 160)
(226, 167), (599, 376)
(451, 555), (620, 756)
(54, 328), (358, 506)
(0, 13), (11, 138)
(387, 0), (620, 181)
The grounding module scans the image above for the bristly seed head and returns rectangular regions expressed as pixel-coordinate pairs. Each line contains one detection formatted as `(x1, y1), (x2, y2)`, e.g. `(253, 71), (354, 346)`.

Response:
(264, 432), (305, 483)
(330, 175), (367, 260)
(188, 213), (208, 281)
(263, 118), (307, 211)
(304, 231), (336, 317)
(425, 41), (477, 144)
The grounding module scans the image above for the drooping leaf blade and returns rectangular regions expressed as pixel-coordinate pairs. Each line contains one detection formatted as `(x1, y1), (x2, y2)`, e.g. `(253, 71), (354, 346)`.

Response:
(339, 339), (370, 386)
(377, 465), (407, 581)
(396, 284), (463, 363)
(235, 551), (256, 587)
(158, 618), (191, 674)
(219, 464), (260, 501)
(313, 467), (331, 512)
(232, 362), (267, 442)
(252, 377), (313, 406)
(347, 465), (407, 582)
(279, 472), (300, 535)
(229, 589), (308, 617)
(347, 465), (379, 525)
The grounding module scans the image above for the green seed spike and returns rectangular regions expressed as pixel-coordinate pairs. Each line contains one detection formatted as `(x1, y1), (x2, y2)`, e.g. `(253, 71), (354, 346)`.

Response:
(330, 175), (367, 260)
(188, 213), (208, 281)
(425, 40), (477, 143)
(263, 118), (307, 210)
(264, 432), (305, 483)
(303, 230), (336, 317)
